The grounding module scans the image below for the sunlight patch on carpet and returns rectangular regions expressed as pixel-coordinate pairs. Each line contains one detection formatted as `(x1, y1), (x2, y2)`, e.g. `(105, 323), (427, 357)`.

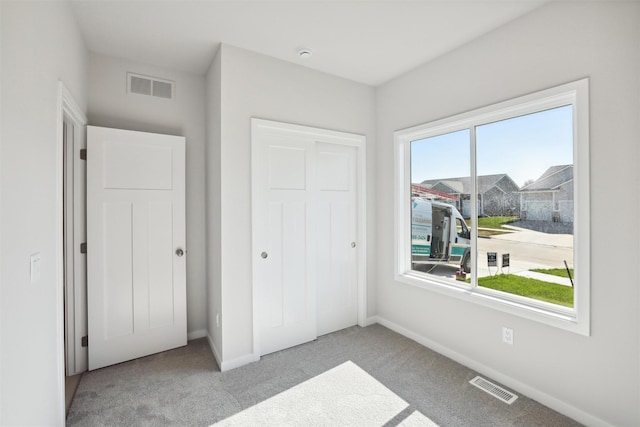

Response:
(212, 361), (438, 426)
(398, 410), (439, 426)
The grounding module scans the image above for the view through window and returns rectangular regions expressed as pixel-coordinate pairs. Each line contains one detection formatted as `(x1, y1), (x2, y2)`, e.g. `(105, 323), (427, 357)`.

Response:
(410, 105), (575, 309)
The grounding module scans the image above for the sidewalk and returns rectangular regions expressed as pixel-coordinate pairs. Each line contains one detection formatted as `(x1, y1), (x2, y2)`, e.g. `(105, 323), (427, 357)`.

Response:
(488, 224), (573, 248)
(513, 270), (573, 287)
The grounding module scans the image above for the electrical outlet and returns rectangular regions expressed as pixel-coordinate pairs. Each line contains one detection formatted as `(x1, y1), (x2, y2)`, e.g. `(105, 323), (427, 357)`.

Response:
(216, 313), (220, 327)
(502, 327), (514, 345)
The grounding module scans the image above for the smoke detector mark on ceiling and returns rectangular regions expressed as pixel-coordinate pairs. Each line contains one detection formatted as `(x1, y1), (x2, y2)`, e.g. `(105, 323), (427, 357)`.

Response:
(297, 48), (312, 59)
(127, 72), (174, 100)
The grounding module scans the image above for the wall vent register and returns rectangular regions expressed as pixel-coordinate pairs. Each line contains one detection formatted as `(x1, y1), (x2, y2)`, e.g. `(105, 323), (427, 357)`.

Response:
(469, 376), (518, 404)
(127, 72), (174, 100)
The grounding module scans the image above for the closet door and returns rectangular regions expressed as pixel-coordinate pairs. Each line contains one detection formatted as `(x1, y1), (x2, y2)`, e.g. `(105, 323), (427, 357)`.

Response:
(252, 129), (317, 356)
(252, 119), (361, 356)
(316, 142), (358, 336)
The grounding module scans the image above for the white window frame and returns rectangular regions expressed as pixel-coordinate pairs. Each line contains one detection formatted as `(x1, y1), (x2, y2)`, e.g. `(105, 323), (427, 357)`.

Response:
(394, 79), (590, 335)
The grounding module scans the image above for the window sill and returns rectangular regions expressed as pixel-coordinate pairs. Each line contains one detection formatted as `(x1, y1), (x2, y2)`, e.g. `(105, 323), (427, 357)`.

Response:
(396, 270), (589, 336)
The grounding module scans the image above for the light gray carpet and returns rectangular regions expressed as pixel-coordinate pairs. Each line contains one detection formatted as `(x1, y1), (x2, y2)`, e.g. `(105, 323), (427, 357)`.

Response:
(67, 324), (582, 426)
(213, 361), (432, 426)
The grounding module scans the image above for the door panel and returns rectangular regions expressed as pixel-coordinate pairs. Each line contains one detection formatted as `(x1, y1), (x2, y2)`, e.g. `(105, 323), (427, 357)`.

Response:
(316, 143), (358, 336)
(255, 134), (317, 356)
(268, 146), (307, 190)
(87, 126), (186, 370)
(102, 202), (134, 339)
(147, 202), (175, 328)
(103, 142), (173, 190)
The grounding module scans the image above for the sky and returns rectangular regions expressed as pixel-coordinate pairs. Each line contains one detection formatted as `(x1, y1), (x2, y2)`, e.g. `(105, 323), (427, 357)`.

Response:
(410, 105), (573, 187)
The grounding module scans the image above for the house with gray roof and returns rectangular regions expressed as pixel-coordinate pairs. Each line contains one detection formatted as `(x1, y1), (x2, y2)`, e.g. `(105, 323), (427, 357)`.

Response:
(421, 173), (520, 217)
(518, 165), (573, 223)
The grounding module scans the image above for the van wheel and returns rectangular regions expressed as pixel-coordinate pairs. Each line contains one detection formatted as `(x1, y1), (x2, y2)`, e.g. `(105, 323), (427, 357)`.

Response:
(462, 252), (471, 274)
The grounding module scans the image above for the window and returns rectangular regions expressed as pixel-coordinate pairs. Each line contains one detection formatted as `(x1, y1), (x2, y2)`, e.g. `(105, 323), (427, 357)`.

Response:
(455, 218), (468, 238)
(395, 79), (590, 335)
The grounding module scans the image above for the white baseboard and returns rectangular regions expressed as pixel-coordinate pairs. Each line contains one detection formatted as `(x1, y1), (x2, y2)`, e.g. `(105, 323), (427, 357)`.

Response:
(220, 352), (260, 372)
(363, 316), (378, 327)
(371, 315), (612, 427)
(187, 329), (207, 340)
(205, 333), (259, 372)
(206, 333), (223, 370)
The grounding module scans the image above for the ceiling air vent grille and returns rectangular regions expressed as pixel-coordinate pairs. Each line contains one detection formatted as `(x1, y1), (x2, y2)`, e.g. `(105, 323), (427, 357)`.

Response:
(127, 72), (174, 100)
(469, 376), (518, 404)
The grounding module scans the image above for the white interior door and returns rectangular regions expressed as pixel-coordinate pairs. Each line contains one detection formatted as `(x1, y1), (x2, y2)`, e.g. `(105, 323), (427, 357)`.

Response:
(252, 119), (363, 357)
(316, 143), (358, 336)
(253, 131), (317, 356)
(87, 126), (187, 370)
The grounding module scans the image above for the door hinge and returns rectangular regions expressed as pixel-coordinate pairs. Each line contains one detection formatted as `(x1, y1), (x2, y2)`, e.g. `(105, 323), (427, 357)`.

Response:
(80, 149), (87, 160)
(80, 242), (87, 254)
(81, 336), (88, 347)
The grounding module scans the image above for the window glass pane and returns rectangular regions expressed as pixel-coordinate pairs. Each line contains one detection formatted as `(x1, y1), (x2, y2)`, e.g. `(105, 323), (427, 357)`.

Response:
(475, 105), (574, 307)
(410, 129), (471, 278)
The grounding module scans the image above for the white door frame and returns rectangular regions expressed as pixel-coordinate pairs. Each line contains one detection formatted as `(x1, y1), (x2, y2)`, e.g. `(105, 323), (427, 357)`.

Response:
(62, 87), (88, 376)
(251, 118), (367, 359)
(56, 82), (87, 422)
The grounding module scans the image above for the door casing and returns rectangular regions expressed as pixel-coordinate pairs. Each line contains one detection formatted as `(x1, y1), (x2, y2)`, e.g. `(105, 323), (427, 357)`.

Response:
(62, 102), (88, 377)
(56, 82), (88, 424)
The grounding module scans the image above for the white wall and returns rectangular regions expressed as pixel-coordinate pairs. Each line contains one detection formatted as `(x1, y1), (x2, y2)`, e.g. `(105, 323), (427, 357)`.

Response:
(375, 2), (639, 426)
(87, 53), (208, 337)
(205, 48), (223, 362)
(213, 45), (376, 364)
(0, 1), (88, 424)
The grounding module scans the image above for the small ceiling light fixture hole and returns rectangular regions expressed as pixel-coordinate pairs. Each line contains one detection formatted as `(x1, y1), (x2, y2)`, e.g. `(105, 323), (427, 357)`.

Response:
(298, 48), (312, 59)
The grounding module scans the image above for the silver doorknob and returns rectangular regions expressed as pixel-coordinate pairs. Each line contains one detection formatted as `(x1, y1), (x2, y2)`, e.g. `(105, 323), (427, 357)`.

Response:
(351, 242), (356, 248)
(261, 251), (268, 259)
(176, 248), (184, 257)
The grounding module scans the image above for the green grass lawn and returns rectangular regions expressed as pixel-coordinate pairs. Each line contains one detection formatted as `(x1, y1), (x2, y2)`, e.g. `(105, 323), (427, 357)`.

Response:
(465, 274), (573, 307)
(477, 216), (519, 229)
(530, 267), (574, 278)
(466, 216), (519, 237)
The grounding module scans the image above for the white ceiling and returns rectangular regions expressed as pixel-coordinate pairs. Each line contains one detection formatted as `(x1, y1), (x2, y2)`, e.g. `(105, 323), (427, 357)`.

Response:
(70, 0), (548, 87)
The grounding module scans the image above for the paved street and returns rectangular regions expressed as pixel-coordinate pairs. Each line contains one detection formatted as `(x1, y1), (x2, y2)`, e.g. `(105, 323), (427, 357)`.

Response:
(417, 225), (574, 283)
(478, 227), (573, 278)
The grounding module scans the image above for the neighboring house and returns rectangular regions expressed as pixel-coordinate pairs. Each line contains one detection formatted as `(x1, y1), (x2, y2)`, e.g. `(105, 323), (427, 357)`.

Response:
(519, 165), (573, 223)
(420, 174), (520, 217)
(411, 183), (458, 203)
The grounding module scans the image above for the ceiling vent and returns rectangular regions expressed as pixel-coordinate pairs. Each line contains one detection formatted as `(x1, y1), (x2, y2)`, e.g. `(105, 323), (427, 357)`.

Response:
(127, 72), (174, 100)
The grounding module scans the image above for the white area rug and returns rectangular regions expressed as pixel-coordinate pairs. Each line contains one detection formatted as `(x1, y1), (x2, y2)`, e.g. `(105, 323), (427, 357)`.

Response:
(213, 361), (439, 426)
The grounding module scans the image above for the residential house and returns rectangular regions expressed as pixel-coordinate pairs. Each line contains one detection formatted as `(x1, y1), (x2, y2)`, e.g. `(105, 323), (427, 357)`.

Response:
(519, 165), (574, 223)
(421, 174), (520, 217)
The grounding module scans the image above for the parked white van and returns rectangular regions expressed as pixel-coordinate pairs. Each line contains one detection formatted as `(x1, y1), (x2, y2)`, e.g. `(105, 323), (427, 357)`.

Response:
(412, 198), (472, 273)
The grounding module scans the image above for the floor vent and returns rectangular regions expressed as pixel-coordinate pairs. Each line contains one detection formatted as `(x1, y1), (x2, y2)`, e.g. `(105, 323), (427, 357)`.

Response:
(127, 72), (174, 100)
(469, 376), (518, 404)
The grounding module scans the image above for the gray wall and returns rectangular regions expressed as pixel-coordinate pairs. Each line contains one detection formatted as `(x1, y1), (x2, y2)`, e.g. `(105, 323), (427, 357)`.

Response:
(0, 1), (88, 424)
(375, 2), (639, 426)
(210, 44), (377, 365)
(87, 53), (208, 337)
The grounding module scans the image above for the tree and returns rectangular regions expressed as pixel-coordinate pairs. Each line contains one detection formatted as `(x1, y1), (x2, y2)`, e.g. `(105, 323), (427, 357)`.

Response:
(522, 178), (534, 188)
